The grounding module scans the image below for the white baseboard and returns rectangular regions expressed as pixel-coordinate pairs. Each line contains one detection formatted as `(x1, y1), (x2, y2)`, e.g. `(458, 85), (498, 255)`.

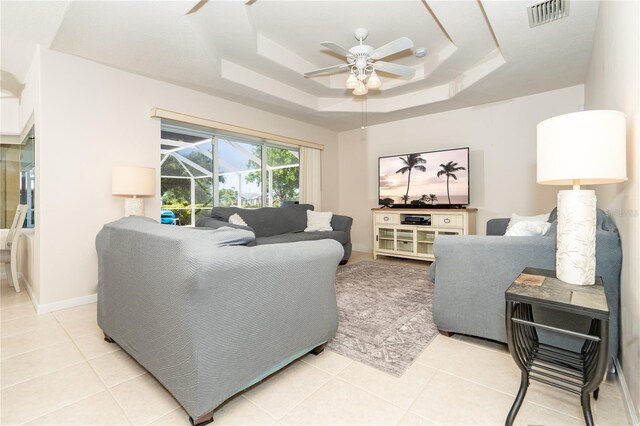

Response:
(36, 293), (97, 315)
(615, 357), (639, 426)
(15, 272), (97, 314)
(18, 272), (39, 311)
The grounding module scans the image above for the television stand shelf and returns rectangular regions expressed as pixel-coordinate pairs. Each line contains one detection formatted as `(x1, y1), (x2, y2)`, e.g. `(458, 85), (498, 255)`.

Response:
(372, 208), (476, 262)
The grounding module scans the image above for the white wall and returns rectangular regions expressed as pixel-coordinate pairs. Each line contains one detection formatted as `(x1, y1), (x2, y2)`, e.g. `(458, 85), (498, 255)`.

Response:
(585, 0), (640, 419)
(19, 48), (41, 131)
(338, 86), (584, 252)
(0, 98), (20, 135)
(321, 143), (340, 213)
(16, 48), (41, 304)
(31, 48), (338, 308)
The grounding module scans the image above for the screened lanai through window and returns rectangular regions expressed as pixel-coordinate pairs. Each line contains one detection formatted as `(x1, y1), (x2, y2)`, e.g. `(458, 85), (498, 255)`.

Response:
(160, 121), (300, 226)
(160, 126), (213, 226)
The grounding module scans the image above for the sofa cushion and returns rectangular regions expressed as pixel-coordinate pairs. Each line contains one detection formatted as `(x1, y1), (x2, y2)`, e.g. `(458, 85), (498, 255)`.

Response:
(256, 230), (349, 246)
(486, 218), (511, 236)
(196, 216), (255, 233)
(209, 204), (313, 237)
(305, 210), (333, 232)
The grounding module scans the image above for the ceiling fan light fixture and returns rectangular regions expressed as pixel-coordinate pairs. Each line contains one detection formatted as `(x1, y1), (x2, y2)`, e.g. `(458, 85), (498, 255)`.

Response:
(366, 70), (381, 89)
(306, 29), (414, 99)
(345, 72), (359, 89)
(353, 81), (368, 96)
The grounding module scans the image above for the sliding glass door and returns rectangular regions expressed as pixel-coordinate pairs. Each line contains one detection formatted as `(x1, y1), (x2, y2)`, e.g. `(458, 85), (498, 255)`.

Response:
(266, 146), (299, 207)
(160, 127), (214, 226)
(217, 138), (263, 208)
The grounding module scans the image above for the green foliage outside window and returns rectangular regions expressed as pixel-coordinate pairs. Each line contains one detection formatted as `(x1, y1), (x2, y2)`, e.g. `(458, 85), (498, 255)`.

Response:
(218, 188), (239, 207)
(245, 146), (299, 207)
(161, 150), (216, 208)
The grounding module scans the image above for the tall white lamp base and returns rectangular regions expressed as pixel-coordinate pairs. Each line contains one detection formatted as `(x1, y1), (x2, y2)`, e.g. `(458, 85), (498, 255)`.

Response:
(124, 197), (144, 217)
(556, 189), (597, 285)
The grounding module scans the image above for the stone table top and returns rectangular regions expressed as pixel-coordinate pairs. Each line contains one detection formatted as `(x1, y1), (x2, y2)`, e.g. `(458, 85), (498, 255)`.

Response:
(505, 267), (609, 320)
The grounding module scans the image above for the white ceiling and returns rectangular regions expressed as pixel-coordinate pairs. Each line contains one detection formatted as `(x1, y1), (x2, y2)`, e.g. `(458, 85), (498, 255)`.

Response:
(0, 0), (600, 131)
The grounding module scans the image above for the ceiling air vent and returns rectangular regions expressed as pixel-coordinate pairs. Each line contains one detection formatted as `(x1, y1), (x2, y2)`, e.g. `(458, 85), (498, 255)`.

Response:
(527, 0), (569, 28)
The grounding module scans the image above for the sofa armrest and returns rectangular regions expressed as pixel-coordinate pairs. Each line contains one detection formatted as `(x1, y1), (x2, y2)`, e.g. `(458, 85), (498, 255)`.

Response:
(486, 218), (510, 235)
(331, 214), (353, 234)
(432, 233), (620, 365)
(433, 235), (556, 343)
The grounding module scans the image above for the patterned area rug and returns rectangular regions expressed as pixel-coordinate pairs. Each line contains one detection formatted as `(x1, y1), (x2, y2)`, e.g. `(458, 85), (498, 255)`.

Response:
(327, 261), (437, 377)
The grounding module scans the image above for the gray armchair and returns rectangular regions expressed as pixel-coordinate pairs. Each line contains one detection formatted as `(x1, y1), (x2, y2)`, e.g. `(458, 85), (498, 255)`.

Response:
(96, 216), (343, 423)
(432, 209), (621, 364)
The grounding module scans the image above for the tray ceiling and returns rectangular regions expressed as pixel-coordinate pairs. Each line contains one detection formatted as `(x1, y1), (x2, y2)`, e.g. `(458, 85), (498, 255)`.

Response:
(1, 1), (599, 130)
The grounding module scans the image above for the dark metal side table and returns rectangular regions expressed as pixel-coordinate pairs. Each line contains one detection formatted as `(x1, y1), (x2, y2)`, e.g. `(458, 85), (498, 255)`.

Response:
(504, 267), (609, 426)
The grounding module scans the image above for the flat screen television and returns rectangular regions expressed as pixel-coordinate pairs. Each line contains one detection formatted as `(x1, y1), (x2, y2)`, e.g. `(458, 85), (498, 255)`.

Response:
(378, 147), (469, 207)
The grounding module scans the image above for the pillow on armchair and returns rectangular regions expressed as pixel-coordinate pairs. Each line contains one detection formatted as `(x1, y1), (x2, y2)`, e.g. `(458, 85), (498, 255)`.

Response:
(488, 211), (556, 236)
(504, 221), (552, 236)
(506, 213), (550, 232)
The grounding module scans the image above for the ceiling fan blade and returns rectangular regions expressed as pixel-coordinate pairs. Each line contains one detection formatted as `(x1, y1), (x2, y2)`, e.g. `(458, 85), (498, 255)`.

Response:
(304, 63), (349, 77)
(245, 0), (257, 4)
(320, 42), (352, 58)
(372, 61), (415, 77)
(185, 0), (208, 15)
(370, 37), (414, 60)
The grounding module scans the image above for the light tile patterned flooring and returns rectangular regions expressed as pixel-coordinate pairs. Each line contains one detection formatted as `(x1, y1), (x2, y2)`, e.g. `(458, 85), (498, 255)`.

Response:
(0, 252), (630, 425)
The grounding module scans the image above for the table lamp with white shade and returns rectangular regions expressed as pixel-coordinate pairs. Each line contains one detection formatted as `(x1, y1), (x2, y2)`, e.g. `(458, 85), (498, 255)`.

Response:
(537, 110), (627, 285)
(112, 166), (156, 217)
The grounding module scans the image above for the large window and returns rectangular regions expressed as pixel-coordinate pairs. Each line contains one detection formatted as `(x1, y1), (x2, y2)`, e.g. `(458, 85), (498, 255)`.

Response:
(160, 122), (299, 225)
(218, 139), (263, 208)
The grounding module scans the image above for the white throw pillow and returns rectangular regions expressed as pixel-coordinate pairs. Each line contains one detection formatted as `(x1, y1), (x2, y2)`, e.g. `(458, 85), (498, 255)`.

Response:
(228, 213), (248, 227)
(506, 213), (549, 232)
(305, 210), (333, 232)
(504, 220), (552, 236)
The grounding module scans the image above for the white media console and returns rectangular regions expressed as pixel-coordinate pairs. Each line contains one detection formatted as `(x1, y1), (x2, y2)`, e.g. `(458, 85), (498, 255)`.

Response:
(372, 208), (477, 262)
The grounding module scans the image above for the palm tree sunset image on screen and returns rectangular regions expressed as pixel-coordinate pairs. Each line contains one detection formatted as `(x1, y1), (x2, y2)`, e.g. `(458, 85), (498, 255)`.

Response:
(395, 154), (427, 204)
(378, 148), (469, 207)
(437, 161), (466, 205)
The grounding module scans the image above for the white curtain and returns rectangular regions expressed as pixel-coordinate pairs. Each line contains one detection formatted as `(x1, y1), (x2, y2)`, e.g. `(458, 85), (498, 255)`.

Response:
(300, 147), (322, 210)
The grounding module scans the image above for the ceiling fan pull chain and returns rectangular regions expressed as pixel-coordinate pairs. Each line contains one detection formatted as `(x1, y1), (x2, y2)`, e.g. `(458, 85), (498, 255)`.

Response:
(361, 95), (368, 129)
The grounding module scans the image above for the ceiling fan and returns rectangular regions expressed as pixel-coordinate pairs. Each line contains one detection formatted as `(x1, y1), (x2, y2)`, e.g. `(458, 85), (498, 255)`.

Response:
(304, 28), (416, 95)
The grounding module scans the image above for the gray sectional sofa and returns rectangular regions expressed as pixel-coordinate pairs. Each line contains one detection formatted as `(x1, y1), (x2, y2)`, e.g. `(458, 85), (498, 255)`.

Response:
(432, 208), (621, 365)
(96, 216), (343, 425)
(196, 204), (353, 263)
